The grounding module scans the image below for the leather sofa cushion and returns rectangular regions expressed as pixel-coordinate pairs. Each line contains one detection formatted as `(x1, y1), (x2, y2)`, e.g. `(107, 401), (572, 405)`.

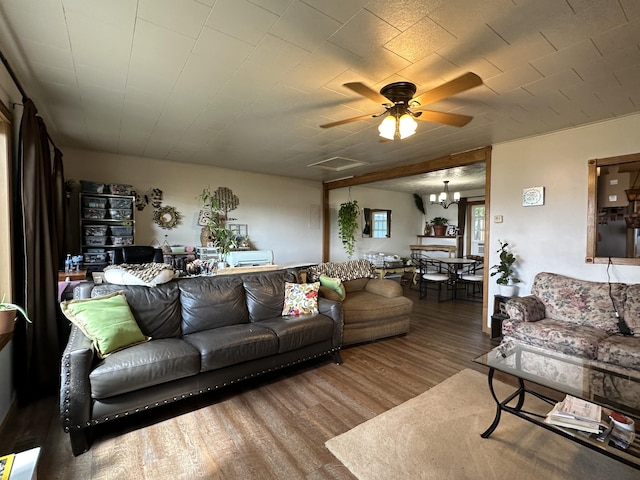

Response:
(243, 271), (286, 322)
(89, 338), (200, 399)
(92, 282), (182, 339)
(179, 276), (249, 334)
(342, 291), (413, 324)
(258, 314), (336, 353)
(183, 324), (278, 372)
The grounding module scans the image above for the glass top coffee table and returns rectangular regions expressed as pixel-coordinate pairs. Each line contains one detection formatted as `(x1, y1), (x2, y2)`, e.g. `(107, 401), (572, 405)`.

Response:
(474, 342), (640, 470)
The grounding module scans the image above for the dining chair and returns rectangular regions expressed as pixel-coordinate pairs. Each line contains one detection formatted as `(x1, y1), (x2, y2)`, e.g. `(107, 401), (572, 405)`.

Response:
(459, 255), (484, 301)
(413, 255), (451, 301)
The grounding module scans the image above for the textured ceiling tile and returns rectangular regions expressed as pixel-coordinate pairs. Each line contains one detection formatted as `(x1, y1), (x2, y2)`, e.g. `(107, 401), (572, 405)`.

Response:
(62, 0), (137, 27)
(540, 1), (628, 50)
(269, 1), (342, 51)
(483, 64), (544, 94)
(207, 0), (279, 46)
(65, 12), (134, 72)
(0, 4), (68, 49)
(75, 64), (126, 91)
(247, 0), (292, 16)
(300, 0), (367, 23)
(365, 0), (438, 31)
(247, 34), (310, 68)
(487, 1), (571, 45)
(620, 0), (640, 20)
(191, 27), (254, 68)
(329, 9), (401, 57)
(127, 20), (195, 93)
(351, 48), (411, 84)
(384, 16), (455, 63)
(531, 40), (600, 77)
(138, 0), (212, 39)
(592, 19), (640, 55)
(428, 0), (515, 38)
(485, 33), (556, 72)
(522, 69), (584, 97)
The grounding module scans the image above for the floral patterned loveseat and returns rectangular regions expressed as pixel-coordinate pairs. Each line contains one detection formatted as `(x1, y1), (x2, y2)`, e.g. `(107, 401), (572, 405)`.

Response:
(502, 272), (640, 372)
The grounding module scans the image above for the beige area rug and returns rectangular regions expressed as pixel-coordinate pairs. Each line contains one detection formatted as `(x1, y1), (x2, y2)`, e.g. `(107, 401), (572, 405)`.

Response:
(325, 369), (637, 480)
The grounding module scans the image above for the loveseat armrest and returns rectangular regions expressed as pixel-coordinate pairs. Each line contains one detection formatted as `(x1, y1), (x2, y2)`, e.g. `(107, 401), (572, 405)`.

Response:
(60, 325), (95, 438)
(364, 278), (403, 298)
(505, 295), (546, 322)
(318, 298), (344, 348)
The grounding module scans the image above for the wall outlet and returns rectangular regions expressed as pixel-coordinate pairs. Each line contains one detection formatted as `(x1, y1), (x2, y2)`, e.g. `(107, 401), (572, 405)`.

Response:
(494, 215), (503, 223)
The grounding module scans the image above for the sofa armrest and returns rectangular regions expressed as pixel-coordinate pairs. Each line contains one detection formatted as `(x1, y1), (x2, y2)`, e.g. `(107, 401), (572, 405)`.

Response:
(505, 295), (546, 322)
(60, 325), (95, 433)
(364, 278), (403, 298)
(73, 282), (95, 299)
(318, 285), (344, 302)
(318, 298), (344, 348)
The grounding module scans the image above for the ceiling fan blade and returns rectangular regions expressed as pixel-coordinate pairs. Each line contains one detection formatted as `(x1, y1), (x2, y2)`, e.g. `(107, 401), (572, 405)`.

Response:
(319, 113), (379, 129)
(414, 110), (473, 127)
(343, 82), (389, 104)
(412, 72), (482, 107)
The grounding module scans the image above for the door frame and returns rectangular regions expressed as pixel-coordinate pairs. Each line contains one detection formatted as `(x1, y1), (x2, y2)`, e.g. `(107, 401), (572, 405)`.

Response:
(322, 146), (492, 334)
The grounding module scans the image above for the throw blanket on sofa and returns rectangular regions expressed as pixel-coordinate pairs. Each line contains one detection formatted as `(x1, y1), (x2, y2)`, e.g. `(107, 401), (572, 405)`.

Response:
(104, 263), (175, 286)
(307, 259), (376, 282)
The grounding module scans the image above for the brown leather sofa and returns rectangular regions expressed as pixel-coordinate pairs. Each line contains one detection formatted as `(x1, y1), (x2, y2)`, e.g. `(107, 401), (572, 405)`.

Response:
(60, 270), (343, 455)
(307, 260), (413, 345)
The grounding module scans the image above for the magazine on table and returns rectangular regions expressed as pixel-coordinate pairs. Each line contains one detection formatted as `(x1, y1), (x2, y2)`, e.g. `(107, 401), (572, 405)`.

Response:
(545, 395), (603, 434)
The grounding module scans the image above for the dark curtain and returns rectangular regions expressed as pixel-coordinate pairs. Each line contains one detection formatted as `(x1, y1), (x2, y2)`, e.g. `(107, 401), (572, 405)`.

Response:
(12, 98), (65, 400)
(457, 198), (468, 258)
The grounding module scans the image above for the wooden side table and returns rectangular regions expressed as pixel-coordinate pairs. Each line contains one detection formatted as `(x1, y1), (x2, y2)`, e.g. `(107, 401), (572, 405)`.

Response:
(58, 270), (87, 281)
(491, 294), (511, 339)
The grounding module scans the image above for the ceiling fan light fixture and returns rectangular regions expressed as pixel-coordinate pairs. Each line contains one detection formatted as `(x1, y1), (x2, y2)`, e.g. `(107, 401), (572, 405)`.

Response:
(398, 113), (417, 139)
(378, 115), (396, 140)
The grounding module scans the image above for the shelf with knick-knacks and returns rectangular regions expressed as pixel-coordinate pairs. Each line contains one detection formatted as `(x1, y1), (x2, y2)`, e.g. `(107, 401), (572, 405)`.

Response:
(411, 234), (460, 257)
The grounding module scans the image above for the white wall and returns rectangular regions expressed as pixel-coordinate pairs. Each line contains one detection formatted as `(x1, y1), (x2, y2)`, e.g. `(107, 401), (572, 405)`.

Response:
(63, 149), (324, 267)
(327, 186), (422, 262)
(489, 112), (640, 325)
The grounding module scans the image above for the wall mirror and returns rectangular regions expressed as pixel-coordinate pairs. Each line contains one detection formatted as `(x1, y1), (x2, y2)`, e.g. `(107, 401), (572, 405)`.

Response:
(362, 208), (391, 238)
(586, 152), (640, 265)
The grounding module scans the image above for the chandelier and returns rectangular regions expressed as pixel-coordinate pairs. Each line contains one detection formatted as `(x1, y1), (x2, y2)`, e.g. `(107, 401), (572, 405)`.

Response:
(430, 181), (460, 209)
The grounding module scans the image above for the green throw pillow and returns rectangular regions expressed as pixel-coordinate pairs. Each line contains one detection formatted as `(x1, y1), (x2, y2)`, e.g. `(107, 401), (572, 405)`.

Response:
(61, 291), (149, 358)
(319, 274), (346, 301)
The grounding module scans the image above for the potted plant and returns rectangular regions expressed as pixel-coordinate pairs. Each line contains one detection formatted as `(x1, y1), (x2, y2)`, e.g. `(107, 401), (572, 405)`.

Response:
(199, 187), (237, 267)
(338, 199), (359, 258)
(490, 240), (520, 296)
(430, 216), (449, 236)
(0, 296), (32, 334)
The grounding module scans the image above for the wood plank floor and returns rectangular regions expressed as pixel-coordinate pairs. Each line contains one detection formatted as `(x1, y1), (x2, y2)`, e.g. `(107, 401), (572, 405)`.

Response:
(0, 285), (499, 479)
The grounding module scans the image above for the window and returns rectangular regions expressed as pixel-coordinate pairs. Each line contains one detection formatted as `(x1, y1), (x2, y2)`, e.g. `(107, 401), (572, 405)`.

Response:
(468, 204), (485, 256)
(372, 210), (390, 238)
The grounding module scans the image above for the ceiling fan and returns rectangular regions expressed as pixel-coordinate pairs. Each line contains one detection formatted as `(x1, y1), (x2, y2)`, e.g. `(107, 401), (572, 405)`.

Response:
(319, 72), (483, 140)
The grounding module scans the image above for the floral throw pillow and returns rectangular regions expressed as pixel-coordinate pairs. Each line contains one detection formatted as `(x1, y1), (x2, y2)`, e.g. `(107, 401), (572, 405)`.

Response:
(282, 282), (320, 316)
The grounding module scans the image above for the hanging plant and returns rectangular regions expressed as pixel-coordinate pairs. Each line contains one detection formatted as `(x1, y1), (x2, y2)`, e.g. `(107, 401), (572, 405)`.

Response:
(338, 199), (359, 258)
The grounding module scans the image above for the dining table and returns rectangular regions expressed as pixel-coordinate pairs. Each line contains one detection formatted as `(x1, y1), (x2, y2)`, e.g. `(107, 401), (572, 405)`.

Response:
(432, 257), (478, 300)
